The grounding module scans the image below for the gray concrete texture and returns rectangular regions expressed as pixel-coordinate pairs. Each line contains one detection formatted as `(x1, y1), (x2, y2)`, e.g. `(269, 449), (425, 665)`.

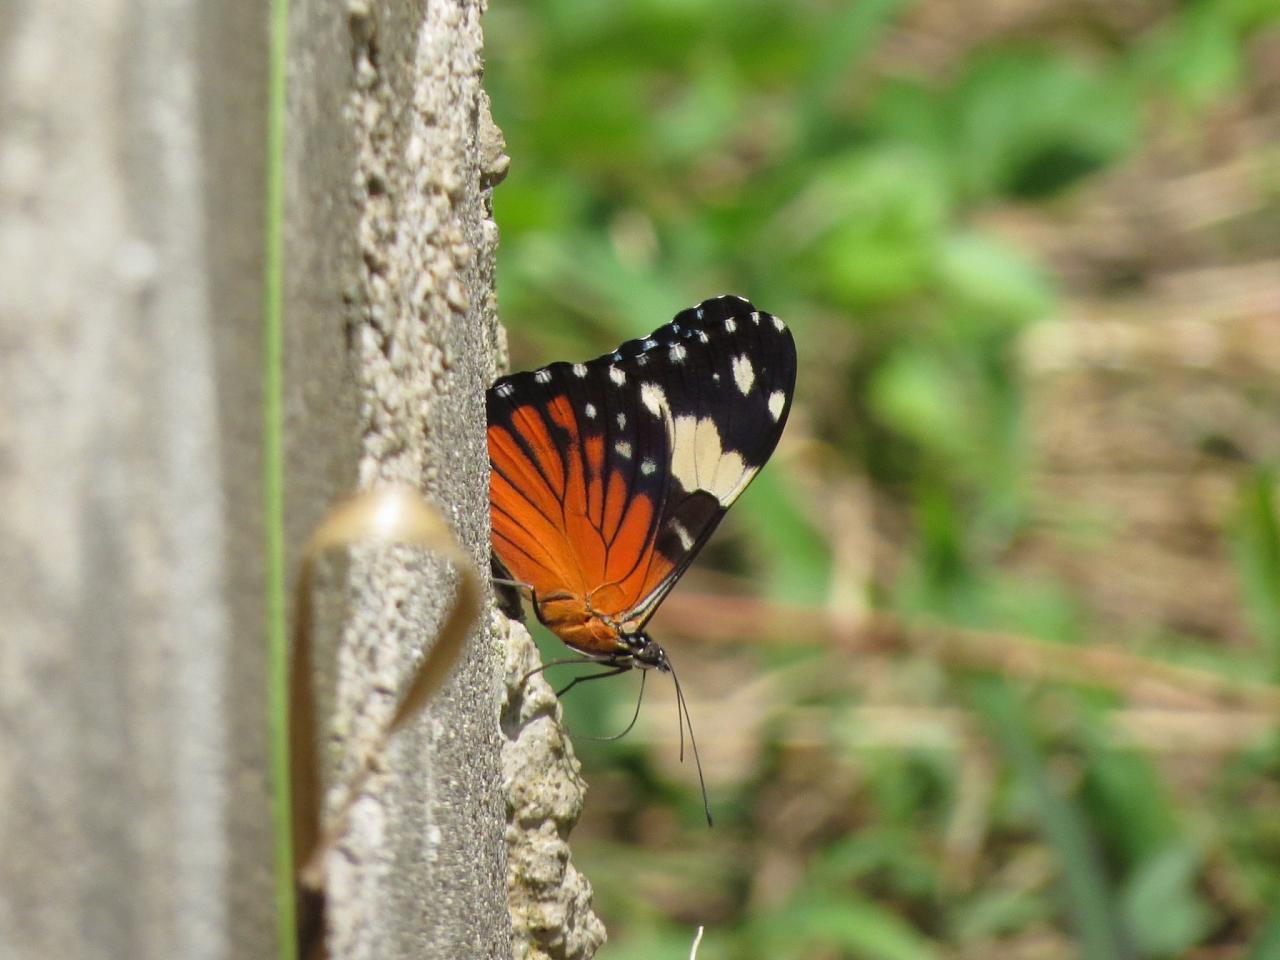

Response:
(1, 0), (276, 956)
(0, 0), (601, 955)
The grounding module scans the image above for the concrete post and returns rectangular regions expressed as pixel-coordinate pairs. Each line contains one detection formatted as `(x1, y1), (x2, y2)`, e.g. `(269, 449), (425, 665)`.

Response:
(0, 0), (523, 956)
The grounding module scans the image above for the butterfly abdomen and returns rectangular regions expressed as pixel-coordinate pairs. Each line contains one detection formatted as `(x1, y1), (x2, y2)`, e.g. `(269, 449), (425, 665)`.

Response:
(535, 595), (629, 657)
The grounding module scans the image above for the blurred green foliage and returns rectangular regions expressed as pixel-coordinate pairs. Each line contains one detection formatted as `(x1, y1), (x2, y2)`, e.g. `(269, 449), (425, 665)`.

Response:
(487, 0), (1280, 956)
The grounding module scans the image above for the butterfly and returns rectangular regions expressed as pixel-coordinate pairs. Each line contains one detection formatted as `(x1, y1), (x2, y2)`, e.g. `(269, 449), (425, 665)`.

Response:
(487, 294), (796, 676)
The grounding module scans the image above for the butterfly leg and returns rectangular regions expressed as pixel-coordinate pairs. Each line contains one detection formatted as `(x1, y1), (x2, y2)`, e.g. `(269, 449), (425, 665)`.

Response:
(490, 559), (531, 621)
(518, 588), (579, 632)
(489, 575), (577, 631)
(518, 652), (613, 690)
(555, 664), (631, 700)
(491, 576), (552, 627)
(491, 576), (534, 592)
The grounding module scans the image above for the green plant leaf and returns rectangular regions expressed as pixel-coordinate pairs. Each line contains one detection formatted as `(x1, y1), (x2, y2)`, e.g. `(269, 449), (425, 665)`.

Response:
(1229, 468), (1280, 682)
(937, 232), (1053, 326)
(970, 678), (1128, 960)
(1121, 844), (1216, 957)
(949, 50), (1138, 200)
(764, 894), (941, 960)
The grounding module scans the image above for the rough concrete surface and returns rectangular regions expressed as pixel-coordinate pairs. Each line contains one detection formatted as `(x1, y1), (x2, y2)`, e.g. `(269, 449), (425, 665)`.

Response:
(0, 0), (275, 957)
(500, 614), (608, 960)
(288, 0), (513, 956)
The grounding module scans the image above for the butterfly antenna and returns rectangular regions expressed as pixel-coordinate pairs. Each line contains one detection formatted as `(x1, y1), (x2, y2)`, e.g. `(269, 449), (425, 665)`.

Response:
(667, 658), (713, 828)
(579, 669), (647, 742)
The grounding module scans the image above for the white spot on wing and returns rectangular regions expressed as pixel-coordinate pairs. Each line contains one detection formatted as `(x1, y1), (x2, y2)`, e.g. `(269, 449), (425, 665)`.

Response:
(573, 363), (588, 378)
(614, 441), (632, 458)
(772, 314), (784, 331)
(640, 383), (666, 418)
(495, 382), (514, 397)
(616, 412), (627, 429)
(609, 366), (626, 386)
(585, 402), (597, 419)
(670, 520), (694, 550)
(732, 354), (755, 395)
(534, 369), (551, 383)
(697, 330), (709, 343)
(643, 339), (657, 351)
(669, 343), (687, 362)
(724, 317), (737, 332)
(751, 312), (761, 324)
(768, 390), (786, 421)
(641, 459), (656, 475)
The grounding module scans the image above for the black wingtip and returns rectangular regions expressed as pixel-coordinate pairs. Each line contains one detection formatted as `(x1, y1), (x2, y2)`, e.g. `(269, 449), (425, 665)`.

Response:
(675, 294), (758, 325)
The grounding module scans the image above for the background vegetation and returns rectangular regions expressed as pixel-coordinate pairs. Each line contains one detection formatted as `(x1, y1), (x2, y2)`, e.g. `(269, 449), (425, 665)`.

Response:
(486, 1), (1280, 957)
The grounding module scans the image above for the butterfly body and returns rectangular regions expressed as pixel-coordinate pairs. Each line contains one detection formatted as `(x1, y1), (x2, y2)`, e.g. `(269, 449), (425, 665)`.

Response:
(531, 592), (651, 661)
(487, 295), (796, 669)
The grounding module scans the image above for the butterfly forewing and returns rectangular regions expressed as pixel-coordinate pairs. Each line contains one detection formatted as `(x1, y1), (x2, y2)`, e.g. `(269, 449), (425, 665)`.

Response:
(488, 295), (796, 648)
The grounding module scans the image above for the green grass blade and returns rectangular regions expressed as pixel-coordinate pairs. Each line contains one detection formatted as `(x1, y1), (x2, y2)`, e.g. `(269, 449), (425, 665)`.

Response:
(970, 678), (1129, 960)
(1230, 467), (1280, 682)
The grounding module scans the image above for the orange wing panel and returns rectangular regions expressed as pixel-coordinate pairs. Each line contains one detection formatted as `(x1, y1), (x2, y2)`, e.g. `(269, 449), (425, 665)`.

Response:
(490, 400), (673, 625)
(490, 419), (584, 599)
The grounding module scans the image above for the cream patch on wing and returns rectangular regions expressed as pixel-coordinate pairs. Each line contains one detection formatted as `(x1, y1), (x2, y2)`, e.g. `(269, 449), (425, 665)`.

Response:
(668, 413), (756, 505)
(768, 390), (786, 421)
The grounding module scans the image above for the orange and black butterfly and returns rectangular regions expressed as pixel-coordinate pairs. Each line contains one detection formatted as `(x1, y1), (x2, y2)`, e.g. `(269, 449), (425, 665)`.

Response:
(487, 294), (796, 676)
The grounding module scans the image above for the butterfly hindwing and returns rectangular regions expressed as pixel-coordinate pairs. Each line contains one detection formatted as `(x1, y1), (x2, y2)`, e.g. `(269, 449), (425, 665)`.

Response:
(488, 295), (797, 631)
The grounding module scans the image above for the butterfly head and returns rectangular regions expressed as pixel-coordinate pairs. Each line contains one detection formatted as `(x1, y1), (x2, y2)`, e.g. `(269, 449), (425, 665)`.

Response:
(622, 630), (670, 673)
